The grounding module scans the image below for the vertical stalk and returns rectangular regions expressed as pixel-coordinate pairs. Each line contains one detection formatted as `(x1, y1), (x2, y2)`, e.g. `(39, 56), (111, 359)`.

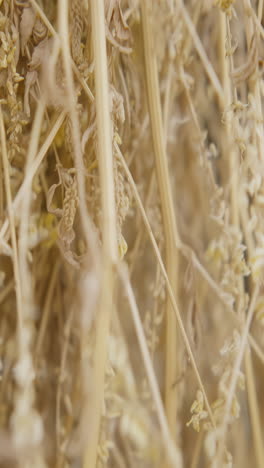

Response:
(83, 1), (118, 468)
(0, 106), (23, 334)
(141, 0), (180, 445)
(1, 103), (46, 467)
(219, 7), (264, 467)
(241, 3), (264, 465)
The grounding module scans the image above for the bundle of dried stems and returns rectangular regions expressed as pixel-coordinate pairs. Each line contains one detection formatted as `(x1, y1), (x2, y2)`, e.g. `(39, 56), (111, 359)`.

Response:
(0, 0), (264, 467)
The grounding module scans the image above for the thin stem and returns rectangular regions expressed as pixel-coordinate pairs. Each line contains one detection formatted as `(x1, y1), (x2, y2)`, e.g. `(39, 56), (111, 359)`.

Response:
(83, 1), (118, 467)
(178, 0), (224, 108)
(16, 99), (46, 468)
(115, 142), (215, 427)
(215, 285), (259, 467)
(0, 106), (23, 335)
(0, 112), (66, 241)
(244, 349), (264, 468)
(258, 0), (264, 19)
(241, 3), (264, 464)
(18, 100), (45, 320)
(35, 260), (60, 360)
(222, 4), (264, 466)
(30, 0), (94, 102)
(58, 0), (99, 269)
(116, 141), (264, 378)
(141, 0), (180, 443)
(118, 264), (181, 468)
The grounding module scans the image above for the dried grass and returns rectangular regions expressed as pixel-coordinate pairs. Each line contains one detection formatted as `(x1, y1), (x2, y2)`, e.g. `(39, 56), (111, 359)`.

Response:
(0, 0), (264, 467)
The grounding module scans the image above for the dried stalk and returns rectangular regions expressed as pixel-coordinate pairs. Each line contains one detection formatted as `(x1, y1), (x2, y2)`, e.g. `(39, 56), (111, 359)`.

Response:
(0, 105), (23, 334)
(141, 0), (180, 444)
(83, 1), (118, 467)
(221, 6), (264, 466)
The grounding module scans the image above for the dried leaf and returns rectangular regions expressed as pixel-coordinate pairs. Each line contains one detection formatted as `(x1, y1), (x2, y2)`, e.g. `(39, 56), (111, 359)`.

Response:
(28, 38), (51, 71)
(20, 6), (36, 55)
(47, 180), (63, 217)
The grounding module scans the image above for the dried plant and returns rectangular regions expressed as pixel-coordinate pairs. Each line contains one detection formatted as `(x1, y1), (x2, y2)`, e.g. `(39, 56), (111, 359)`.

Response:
(0, 0), (264, 467)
